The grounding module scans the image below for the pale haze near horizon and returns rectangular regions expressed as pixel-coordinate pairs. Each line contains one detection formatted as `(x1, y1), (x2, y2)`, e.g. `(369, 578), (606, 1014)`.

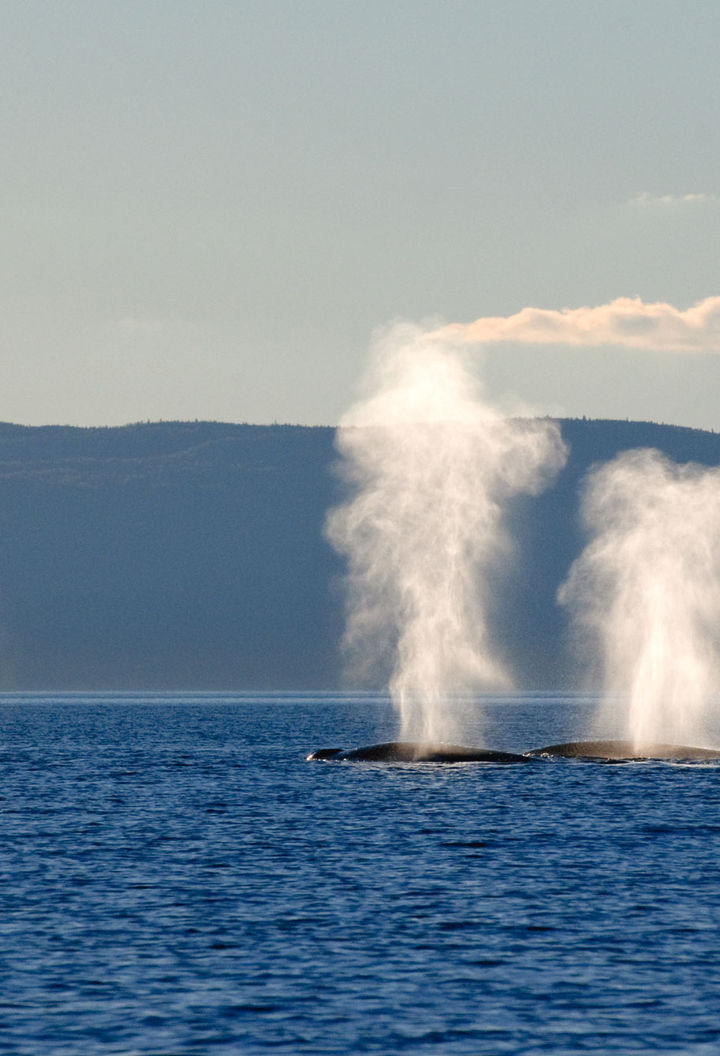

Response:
(2, 0), (719, 431)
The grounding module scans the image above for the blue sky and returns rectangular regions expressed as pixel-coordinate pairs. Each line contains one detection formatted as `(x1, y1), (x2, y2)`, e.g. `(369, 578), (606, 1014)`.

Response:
(2, 0), (719, 428)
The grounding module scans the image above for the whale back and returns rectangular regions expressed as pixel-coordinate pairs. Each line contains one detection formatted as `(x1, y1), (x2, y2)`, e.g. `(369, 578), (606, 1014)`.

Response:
(307, 741), (530, 763)
(526, 740), (720, 762)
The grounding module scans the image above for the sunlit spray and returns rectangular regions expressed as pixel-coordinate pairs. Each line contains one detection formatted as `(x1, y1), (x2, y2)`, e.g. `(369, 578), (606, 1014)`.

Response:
(558, 449), (720, 748)
(326, 322), (567, 743)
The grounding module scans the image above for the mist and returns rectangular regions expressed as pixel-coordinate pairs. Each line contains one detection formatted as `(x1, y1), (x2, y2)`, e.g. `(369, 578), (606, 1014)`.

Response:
(326, 322), (567, 743)
(559, 448), (720, 748)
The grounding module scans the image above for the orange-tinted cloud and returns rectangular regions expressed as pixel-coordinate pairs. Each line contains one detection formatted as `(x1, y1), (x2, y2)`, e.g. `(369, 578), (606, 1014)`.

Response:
(432, 295), (720, 352)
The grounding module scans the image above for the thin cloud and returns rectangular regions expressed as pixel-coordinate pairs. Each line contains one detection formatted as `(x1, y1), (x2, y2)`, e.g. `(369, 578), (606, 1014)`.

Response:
(631, 191), (719, 207)
(432, 296), (720, 353)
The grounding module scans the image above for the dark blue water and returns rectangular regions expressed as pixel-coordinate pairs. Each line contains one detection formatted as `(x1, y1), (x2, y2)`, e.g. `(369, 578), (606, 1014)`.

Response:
(1, 692), (720, 1055)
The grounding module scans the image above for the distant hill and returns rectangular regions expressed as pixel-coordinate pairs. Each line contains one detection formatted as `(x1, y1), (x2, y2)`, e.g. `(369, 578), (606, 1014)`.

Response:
(0, 418), (718, 690)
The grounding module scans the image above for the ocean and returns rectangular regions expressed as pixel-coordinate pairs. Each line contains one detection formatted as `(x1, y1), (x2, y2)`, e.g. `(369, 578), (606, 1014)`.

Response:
(1, 692), (719, 1055)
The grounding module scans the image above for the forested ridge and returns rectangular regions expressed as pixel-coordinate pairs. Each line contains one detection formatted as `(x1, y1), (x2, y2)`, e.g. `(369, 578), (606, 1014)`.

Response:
(0, 418), (718, 690)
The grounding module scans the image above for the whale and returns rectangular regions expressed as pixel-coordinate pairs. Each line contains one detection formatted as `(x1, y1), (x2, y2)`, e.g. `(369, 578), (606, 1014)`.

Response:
(307, 739), (720, 764)
(525, 739), (720, 762)
(306, 741), (531, 763)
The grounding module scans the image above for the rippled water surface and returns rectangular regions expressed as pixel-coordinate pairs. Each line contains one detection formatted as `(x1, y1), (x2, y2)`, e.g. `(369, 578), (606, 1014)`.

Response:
(1, 692), (720, 1055)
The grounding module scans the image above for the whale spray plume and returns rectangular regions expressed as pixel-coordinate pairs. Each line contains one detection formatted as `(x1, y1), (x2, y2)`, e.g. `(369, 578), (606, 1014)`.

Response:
(325, 322), (567, 746)
(558, 448), (720, 751)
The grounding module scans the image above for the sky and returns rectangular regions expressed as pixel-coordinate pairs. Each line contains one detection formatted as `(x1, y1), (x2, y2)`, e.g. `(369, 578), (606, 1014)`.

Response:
(2, 0), (720, 430)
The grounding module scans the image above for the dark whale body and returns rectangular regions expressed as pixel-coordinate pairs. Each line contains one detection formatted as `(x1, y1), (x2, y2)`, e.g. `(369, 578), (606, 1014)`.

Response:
(526, 739), (720, 762)
(306, 740), (530, 763)
(308, 739), (720, 765)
